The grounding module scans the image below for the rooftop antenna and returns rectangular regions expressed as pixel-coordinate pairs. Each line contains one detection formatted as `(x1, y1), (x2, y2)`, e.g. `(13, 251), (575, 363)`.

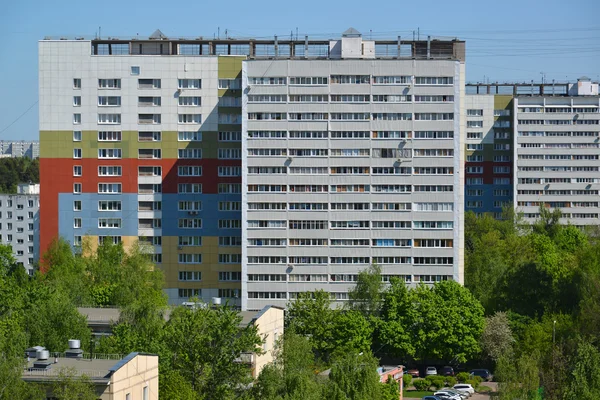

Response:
(218, 27), (220, 39)
(225, 29), (228, 39)
(370, 29), (372, 40)
(296, 27), (298, 41)
(418, 27), (420, 41)
(99, 26), (101, 40)
(540, 71), (545, 85)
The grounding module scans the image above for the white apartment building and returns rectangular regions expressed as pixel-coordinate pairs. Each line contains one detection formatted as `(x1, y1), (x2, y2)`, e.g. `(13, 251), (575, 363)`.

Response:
(0, 141), (40, 159)
(0, 183), (40, 273)
(241, 29), (466, 310)
(515, 78), (600, 226)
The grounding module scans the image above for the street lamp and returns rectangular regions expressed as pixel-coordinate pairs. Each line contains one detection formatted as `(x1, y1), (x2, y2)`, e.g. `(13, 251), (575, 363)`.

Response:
(553, 320), (557, 345)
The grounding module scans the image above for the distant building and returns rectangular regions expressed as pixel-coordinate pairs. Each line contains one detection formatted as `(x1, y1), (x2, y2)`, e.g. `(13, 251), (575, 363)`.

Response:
(0, 183), (40, 273)
(22, 346), (158, 400)
(0, 140), (39, 159)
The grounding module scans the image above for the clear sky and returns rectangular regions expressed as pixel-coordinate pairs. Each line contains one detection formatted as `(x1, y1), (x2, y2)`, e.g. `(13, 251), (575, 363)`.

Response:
(0, 0), (598, 140)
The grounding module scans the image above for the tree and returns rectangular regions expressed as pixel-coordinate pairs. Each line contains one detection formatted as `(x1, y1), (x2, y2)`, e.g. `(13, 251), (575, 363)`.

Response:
(564, 339), (600, 400)
(348, 263), (384, 318)
(496, 351), (540, 400)
(286, 291), (336, 359)
(480, 312), (514, 362)
(378, 278), (416, 359)
(331, 311), (373, 356)
(327, 351), (382, 400)
(50, 368), (97, 400)
(162, 304), (263, 400)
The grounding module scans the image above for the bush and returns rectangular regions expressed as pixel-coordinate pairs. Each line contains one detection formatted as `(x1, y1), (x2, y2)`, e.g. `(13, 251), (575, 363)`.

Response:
(403, 373), (412, 388)
(413, 378), (431, 391)
(471, 375), (483, 386)
(456, 372), (470, 383)
(467, 379), (480, 390)
(427, 375), (446, 390)
(445, 376), (457, 387)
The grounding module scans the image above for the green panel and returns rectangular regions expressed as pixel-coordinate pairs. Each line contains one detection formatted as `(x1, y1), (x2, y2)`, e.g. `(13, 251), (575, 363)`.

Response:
(465, 144), (496, 161)
(494, 95), (513, 110)
(217, 56), (244, 79)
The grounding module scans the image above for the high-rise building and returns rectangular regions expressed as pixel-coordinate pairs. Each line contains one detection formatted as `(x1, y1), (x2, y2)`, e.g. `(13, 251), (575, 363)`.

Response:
(0, 183), (40, 273)
(465, 79), (600, 225)
(0, 141), (39, 159)
(241, 29), (466, 310)
(39, 31), (244, 305)
(514, 78), (600, 226)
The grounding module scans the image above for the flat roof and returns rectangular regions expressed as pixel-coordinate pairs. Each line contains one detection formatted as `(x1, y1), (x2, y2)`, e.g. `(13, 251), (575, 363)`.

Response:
(23, 357), (116, 382)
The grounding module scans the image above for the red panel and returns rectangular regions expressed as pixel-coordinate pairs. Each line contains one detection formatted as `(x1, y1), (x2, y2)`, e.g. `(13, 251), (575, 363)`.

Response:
(465, 161), (513, 185)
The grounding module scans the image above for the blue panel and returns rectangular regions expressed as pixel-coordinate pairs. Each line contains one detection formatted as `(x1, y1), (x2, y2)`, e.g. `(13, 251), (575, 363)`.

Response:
(58, 193), (139, 243)
(465, 183), (513, 214)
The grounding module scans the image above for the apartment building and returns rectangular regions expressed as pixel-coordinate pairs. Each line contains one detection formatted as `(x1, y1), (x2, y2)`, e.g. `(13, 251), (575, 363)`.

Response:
(242, 29), (466, 310)
(0, 140), (40, 159)
(514, 78), (600, 226)
(39, 30), (244, 305)
(464, 94), (513, 217)
(0, 183), (40, 273)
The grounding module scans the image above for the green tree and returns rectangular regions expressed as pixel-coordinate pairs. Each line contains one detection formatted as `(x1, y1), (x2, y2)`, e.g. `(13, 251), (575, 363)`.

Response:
(50, 367), (97, 400)
(564, 340), (600, 400)
(496, 351), (541, 400)
(286, 290), (336, 359)
(348, 263), (384, 318)
(327, 351), (382, 400)
(380, 376), (400, 400)
(480, 312), (514, 362)
(162, 304), (263, 400)
(331, 311), (373, 356)
(378, 278), (416, 359)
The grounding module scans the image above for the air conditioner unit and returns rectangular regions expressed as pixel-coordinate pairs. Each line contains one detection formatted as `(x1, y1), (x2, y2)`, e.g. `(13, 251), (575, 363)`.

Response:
(178, 246), (183, 250)
(287, 156), (293, 162)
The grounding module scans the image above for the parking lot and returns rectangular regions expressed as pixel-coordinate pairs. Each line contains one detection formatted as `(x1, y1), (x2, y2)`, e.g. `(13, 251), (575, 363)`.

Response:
(404, 382), (497, 400)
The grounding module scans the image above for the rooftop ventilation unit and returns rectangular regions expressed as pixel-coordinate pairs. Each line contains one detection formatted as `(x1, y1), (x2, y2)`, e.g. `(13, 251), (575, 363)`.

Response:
(66, 339), (84, 358)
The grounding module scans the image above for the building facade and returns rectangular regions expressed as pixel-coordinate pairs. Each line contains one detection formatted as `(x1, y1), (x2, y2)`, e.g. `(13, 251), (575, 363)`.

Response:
(514, 79), (600, 226)
(0, 183), (40, 273)
(464, 94), (513, 217)
(242, 30), (466, 310)
(0, 140), (39, 159)
(39, 34), (243, 305)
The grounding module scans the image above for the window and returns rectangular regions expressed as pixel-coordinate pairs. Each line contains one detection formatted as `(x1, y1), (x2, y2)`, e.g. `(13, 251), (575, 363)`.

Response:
(330, 75), (370, 84)
(218, 148), (241, 159)
(73, 149), (82, 159)
(218, 166), (241, 177)
(219, 271), (242, 281)
(74, 218), (81, 228)
(138, 166), (162, 177)
(178, 201), (202, 211)
(98, 166), (122, 176)
(467, 121), (483, 128)
(98, 79), (121, 89)
(178, 166), (203, 176)
(138, 78), (161, 89)
(138, 149), (162, 159)
(179, 271), (201, 281)
(218, 79), (241, 89)
(98, 114), (121, 124)
(73, 183), (82, 194)
(415, 77), (453, 85)
(98, 201), (121, 211)
(178, 236), (202, 246)
(373, 76), (411, 84)
(73, 78), (81, 89)
(98, 183), (122, 194)
(467, 109), (483, 116)
(249, 77), (286, 85)
(71, 131), (82, 142)
(131, 66), (140, 75)
(178, 218), (203, 229)
(98, 131), (121, 141)
(73, 114), (81, 124)
(178, 184), (202, 194)
(289, 76), (328, 85)
(372, 95), (411, 103)
(288, 95), (327, 103)
(178, 149), (202, 159)
(178, 114), (202, 124)
(467, 132), (482, 139)
(98, 96), (121, 106)
(138, 114), (161, 124)
(178, 79), (201, 89)
(98, 148), (122, 159)
(178, 96), (201, 106)
(73, 166), (82, 176)
(218, 254), (242, 264)
(178, 131), (202, 141)
(178, 289), (201, 298)
(73, 96), (81, 107)
(414, 113), (453, 120)
(74, 200), (82, 211)
(138, 131), (161, 141)
(98, 218), (121, 228)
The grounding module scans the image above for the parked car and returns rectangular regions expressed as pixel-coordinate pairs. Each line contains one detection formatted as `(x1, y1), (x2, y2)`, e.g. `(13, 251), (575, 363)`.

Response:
(406, 367), (420, 378)
(423, 397), (444, 400)
(426, 366), (438, 376)
(470, 368), (493, 381)
(434, 391), (462, 400)
(453, 383), (475, 396)
(440, 366), (455, 376)
(440, 388), (469, 399)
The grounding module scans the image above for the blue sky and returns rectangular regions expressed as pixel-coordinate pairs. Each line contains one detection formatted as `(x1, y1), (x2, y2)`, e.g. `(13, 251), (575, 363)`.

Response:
(0, 0), (598, 140)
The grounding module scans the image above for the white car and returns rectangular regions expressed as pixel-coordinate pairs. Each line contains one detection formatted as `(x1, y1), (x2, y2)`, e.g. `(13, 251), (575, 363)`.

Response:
(434, 391), (462, 400)
(426, 366), (438, 376)
(440, 388), (469, 399)
(453, 383), (475, 396)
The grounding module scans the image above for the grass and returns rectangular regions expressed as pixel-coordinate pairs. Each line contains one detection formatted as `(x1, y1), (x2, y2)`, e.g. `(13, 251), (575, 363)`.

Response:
(477, 385), (492, 393)
(404, 390), (434, 397)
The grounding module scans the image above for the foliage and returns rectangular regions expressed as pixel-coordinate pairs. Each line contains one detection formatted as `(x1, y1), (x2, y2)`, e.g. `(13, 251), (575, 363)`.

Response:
(162, 304), (263, 400)
(327, 351), (382, 400)
(564, 339), (600, 400)
(496, 351), (541, 400)
(456, 372), (470, 383)
(426, 375), (445, 390)
(0, 157), (39, 194)
(380, 376), (400, 400)
(412, 378), (430, 391)
(481, 312), (514, 361)
(330, 310), (373, 356)
(348, 263), (384, 318)
(50, 367), (97, 400)
(402, 373), (412, 388)
(445, 376), (456, 387)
